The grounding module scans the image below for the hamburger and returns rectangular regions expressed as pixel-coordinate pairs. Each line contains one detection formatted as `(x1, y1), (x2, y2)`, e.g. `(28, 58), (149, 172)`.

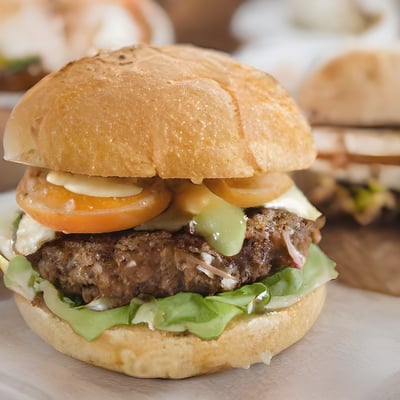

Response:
(0, 44), (336, 379)
(0, 0), (174, 92)
(296, 49), (400, 296)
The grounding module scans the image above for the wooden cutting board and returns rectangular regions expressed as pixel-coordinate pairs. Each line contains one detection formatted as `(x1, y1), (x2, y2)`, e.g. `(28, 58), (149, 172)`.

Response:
(320, 219), (400, 297)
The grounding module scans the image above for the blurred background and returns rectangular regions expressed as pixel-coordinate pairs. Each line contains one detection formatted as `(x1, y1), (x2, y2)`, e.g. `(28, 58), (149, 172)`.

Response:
(1, 0), (399, 295)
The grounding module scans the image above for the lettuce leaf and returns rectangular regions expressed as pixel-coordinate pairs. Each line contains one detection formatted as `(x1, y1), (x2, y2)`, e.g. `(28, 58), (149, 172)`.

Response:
(262, 244), (337, 310)
(3, 244), (336, 341)
(3, 255), (45, 301)
(132, 293), (243, 339)
(43, 284), (130, 341)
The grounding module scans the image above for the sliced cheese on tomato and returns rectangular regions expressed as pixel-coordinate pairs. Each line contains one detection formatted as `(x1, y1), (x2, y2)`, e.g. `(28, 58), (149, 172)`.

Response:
(46, 171), (143, 198)
(16, 168), (171, 234)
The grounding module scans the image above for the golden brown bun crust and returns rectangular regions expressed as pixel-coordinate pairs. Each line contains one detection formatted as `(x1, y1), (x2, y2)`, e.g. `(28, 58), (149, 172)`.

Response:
(4, 44), (315, 180)
(298, 49), (400, 126)
(14, 285), (326, 379)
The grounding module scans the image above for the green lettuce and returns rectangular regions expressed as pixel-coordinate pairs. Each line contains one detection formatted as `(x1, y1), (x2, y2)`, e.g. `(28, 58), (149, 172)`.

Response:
(3, 255), (45, 301)
(0, 54), (41, 72)
(3, 244), (336, 341)
(43, 284), (131, 340)
(262, 244), (337, 310)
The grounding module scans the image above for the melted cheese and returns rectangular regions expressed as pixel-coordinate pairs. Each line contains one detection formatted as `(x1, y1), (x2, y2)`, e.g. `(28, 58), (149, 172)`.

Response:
(15, 214), (56, 256)
(264, 185), (321, 221)
(46, 171), (143, 198)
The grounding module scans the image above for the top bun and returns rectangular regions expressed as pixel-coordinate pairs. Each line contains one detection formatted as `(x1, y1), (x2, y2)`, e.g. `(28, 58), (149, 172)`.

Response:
(4, 44), (315, 179)
(298, 49), (400, 127)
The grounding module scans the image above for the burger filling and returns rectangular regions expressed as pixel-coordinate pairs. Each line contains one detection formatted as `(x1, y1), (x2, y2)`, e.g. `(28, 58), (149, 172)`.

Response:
(26, 208), (318, 309)
(1, 168), (337, 341)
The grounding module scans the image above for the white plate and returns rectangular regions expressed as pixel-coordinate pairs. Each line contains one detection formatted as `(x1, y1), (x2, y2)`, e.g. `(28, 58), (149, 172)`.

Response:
(0, 191), (399, 400)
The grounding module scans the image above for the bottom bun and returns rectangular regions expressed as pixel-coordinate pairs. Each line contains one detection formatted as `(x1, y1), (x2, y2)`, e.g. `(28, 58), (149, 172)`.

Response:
(14, 285), (326, 379)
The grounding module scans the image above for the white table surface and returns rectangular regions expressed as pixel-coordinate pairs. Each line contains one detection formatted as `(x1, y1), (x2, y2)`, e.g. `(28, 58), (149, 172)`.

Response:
(1, 191), (399, 400)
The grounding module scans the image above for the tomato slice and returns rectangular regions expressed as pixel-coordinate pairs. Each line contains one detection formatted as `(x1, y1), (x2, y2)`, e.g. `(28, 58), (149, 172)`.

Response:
(172, 181), (217, 215)
(204, 172), (293, 208)
(16, 168), (172, 233)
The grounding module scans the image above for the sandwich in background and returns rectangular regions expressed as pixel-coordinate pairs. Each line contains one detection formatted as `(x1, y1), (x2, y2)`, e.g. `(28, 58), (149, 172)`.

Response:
(232, 0), (400, 95)
(296, 49), (400, 296)
(0, 0), (174, 93)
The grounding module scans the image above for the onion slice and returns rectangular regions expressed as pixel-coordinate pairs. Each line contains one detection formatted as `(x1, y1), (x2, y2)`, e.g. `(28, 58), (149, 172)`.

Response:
(178, 250), (238, 282)
(283, 230), (306, 269)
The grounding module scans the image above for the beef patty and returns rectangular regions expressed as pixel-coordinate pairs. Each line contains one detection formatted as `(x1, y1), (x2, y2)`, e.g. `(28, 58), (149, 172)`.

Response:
(28, 208), (319, 308)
